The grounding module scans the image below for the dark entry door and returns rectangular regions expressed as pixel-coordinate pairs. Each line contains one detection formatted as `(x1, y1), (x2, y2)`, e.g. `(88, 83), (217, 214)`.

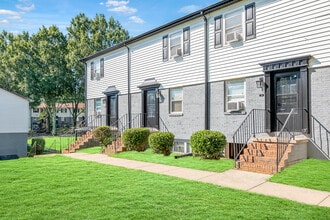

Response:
(107, 95), (118, 127)
(271, 71), (306, 132)
(144, 89), (159, 128)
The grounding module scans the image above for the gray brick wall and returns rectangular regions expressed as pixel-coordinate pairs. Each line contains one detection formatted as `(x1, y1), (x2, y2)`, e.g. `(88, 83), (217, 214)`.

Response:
(159, 84), (205, 140)
(310, 67), (330, 130)
(210, 76), (265, 142)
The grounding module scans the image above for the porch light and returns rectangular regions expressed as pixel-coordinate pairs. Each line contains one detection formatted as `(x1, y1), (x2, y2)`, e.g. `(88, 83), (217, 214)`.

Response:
(256, 77), (264, 89)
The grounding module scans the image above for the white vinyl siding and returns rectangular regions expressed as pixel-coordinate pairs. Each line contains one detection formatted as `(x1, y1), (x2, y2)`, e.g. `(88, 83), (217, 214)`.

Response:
(86, 48), (128, 99)
(209, 0), (330, 83)
(130, 20), (205, 93)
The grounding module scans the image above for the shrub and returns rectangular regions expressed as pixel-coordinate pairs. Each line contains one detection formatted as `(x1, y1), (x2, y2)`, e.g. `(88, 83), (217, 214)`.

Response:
(190, 130), (226, 159)
(122, 128), (150, 152)
(149, 132), (174, 156)
(31, 138), (45, 155)
(92, 126), (115, 150)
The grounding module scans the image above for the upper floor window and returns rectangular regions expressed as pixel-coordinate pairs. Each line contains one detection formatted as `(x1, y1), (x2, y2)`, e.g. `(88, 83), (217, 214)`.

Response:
(225, 9), (243, 44)
(170, 31), (181, 58)
(225, 80), (245, 112)
(90, 58), (104, 80)
(170, 88), (183, 114)
(215, 2), (256, 46)
(163, 27), (190, 61)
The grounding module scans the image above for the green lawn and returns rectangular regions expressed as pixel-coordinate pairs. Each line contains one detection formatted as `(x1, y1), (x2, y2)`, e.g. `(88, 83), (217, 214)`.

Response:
(111, 148), (235, 172)
(270, 158), (330, 192)
(0, 156), (328, 219)
(28, 136), (76, 151)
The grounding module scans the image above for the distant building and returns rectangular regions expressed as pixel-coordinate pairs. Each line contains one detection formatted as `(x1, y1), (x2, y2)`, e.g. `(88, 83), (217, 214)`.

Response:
(31, 103), (85, 130)
(0, 87), (30, 158)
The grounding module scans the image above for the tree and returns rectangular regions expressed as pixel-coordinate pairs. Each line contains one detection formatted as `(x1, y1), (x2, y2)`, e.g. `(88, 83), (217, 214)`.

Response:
(65, 13), (130, 128)
(26, 25), (68, 135)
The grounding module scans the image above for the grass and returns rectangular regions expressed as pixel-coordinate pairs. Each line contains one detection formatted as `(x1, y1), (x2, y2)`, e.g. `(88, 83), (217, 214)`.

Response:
(112, 148), (235, 172)
(76, 146), (102, 154)
(270, 158), (330, 192)
(0, 156), (328, 219)
(28, 136), (76, 151)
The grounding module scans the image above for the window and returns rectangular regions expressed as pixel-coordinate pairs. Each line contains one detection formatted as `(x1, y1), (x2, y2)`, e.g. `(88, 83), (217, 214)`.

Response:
(33, 108), (39, 113)
(170, 88), (183, 113)
(95, 98), (101, 113)
(214, 16), (222, 47)
(170, 31), (181, 58)
(90, 62), (94, 80)
(225, 9), (243, 44)
(90, 59), (104, 80)
(183, 27), (190, 55)
(225, 80), (245, 112)
(245, 3), (256, 40)
(162, 35), (169, 61)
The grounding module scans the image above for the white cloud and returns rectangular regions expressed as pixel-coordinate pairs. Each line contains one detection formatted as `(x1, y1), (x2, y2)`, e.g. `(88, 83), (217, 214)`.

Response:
(0, 9), (20, 16)
(178, 5), (201, 14)
(102, 0), (137, 15)
(0, 19), (9, 25)
(129, 16), (144, 24)
(16, 0), (35, 12)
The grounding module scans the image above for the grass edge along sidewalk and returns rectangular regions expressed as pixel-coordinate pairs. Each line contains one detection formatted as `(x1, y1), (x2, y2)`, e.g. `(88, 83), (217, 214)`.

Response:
(1, 155), (329, 219)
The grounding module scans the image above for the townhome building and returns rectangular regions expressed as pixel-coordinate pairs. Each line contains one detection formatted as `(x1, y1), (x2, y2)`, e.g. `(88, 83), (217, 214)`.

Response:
(81, 0), (330, 165)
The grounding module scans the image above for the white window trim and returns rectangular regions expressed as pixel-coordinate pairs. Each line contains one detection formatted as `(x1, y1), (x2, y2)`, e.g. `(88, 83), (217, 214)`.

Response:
(225, 79), (246, 113)
(169, 87), (183, 115)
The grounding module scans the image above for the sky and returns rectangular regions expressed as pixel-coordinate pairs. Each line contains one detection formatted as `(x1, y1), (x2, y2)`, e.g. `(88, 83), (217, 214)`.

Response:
(0, 0), (220, 37)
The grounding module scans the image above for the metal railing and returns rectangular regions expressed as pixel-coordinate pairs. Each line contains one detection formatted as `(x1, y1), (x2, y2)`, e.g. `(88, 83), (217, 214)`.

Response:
(233, 109), (267, 162)
(310, 115), (330, 159)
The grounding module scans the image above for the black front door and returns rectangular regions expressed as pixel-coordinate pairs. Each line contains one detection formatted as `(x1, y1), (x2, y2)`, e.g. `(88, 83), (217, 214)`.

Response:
(143, 89), (159, 128)
(270, 71), (308, 133)
(107, 95), (118, 127)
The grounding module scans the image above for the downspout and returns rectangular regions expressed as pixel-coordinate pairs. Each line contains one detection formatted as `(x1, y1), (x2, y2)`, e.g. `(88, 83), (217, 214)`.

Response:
(84, 62), (88, 128)
(125, 44), (132, 128)
(201, 11), (210, 130)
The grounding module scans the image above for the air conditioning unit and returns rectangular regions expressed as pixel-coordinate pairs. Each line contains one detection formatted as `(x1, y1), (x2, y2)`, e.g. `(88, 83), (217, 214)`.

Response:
(173, 48), (182, 57)
(226, 32), (242, 43)
(95, 72), (100, 80)
(227, 101), (244, 112)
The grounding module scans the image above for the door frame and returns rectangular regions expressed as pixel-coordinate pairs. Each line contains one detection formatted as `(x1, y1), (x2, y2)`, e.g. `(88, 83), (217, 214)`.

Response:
(103, 85), (119, 127)
(138, 78), (161, 129)
(261, 56), (310, 133)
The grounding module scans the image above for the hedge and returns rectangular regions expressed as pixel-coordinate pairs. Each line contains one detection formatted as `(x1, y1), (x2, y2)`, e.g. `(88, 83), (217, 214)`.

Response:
(122, 128), (150, 152)
(149, 132), (174, 156)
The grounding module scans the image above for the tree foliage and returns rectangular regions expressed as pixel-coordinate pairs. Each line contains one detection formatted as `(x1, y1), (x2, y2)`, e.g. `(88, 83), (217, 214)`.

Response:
(0, 14), (130, 132)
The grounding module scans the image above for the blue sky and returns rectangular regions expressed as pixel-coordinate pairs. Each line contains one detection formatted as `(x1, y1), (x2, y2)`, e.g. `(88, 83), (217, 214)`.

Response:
(0, 0), (219, 36)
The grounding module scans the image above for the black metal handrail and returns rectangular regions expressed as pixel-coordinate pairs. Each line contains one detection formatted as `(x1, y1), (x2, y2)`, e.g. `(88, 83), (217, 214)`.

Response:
(310, 115), (330, 159)
(233, 109), (267, 162)
(276, 108), (296, 172)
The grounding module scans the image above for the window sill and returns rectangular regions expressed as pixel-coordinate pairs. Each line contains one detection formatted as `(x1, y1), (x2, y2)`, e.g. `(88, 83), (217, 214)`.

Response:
(224, 111), (247, 115)
(169, 113), (183, 117)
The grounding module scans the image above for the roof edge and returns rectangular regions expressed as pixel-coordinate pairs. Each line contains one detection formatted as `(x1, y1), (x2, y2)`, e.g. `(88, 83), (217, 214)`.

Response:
(80, 0), (240, 62)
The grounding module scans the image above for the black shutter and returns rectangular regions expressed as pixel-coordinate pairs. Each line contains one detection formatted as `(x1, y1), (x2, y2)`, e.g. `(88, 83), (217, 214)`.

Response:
(100, 58), (104, 78)
(245, 3), (256, 40)
(214, 16), (222, 47)
(90, 62), (94, 80)
(183, 27), (190, 55)
(162, 35), (168, 61)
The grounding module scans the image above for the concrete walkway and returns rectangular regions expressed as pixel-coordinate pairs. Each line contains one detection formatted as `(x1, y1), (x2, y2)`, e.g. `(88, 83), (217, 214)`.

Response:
(63, 153), (330, 208)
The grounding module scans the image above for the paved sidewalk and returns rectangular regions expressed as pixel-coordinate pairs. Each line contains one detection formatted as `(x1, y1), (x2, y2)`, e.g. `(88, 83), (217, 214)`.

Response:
(63, 153), (330, 208)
